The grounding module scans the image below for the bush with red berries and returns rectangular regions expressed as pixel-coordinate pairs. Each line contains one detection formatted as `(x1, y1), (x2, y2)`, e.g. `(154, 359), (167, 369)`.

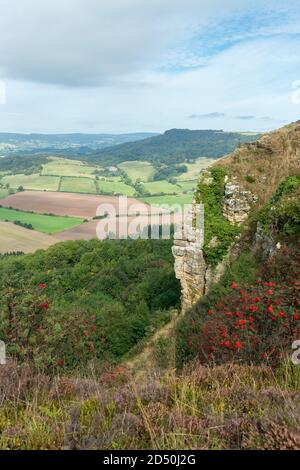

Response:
(186, 244), (300, 366)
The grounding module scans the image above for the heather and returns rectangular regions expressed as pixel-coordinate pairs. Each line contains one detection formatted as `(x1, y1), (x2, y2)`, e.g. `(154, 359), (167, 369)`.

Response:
(0, 360), (299, 450)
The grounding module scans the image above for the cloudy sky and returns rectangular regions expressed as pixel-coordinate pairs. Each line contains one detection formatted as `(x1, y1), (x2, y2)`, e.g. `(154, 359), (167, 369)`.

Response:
(0, 0), (299, 133)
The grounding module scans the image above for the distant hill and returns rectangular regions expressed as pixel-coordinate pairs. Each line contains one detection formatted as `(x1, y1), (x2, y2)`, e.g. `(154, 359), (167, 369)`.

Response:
(0, 132), (159, 157)
(86, 129), (262, 165)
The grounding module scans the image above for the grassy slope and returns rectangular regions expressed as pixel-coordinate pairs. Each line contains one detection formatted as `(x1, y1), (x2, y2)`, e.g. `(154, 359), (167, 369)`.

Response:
(2, 173), (60, 191)
(119, 160), (155, 182)
(0, 221), (58, 253)
(143, 180), (180, 194)
(60, 176), (97, 194)
(141, 193), (193, 208)
(0, 207), (84, 234)
(42, 158), (99, 178)
(98, 179), (136, 196)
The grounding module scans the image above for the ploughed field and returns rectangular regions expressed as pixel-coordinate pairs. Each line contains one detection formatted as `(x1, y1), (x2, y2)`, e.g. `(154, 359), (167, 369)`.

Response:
(56, 212), (182, 241)
(0, 191), (180, 251)
(0, 221), (58, 253)
(0, 191), (151, 218)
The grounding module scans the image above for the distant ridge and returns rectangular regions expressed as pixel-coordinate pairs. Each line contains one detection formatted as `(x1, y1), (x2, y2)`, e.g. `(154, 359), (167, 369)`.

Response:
(87, 128), (262, 165)
(0, 132), (159, 157)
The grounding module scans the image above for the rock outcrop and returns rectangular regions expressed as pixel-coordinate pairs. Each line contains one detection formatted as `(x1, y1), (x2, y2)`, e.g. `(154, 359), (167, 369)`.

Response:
(172, 170), (252, 312)
(222, 177), (257, 224)
(172, 202), (206, 312)
(173, 121), (300, 313)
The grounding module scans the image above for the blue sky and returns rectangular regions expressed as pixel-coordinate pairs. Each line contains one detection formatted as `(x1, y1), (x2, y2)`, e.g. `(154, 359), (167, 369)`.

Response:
(0, 0), (299, 133)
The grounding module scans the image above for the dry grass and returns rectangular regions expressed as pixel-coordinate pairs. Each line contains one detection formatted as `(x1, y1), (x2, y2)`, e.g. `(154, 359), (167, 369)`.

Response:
(215, 120), (300, 206)
(0, 358), (299, 450)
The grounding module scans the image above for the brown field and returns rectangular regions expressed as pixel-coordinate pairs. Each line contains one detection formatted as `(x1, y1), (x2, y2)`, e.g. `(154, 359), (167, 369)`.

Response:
(0, 221), (59, 254)
(0, 191), (183, 247)
(56, 213), (182, 241)
(0, 191), (162, 219)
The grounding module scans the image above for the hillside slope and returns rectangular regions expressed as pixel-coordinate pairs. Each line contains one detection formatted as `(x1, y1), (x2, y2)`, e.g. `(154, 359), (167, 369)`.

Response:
(173, 121), (299, 369)
(85, 129), (261, 165)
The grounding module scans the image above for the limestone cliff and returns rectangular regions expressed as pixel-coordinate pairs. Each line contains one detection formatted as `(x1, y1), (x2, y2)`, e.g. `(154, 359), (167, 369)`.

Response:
(172, 169), (254, 311)
(173, 120), (300, 312)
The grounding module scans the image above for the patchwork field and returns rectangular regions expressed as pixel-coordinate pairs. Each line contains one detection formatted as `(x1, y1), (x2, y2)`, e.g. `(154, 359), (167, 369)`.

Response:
(2, 173), (60, 191)
(98, 178), (136, 196)
(60, 176), (97, 194)
(176, 157), (214, 181)
(141, 193), (193, 208)
(0, 156), (214, 202)
(0, 191), (156, 219)
(0, 206), (84, 234)
(176, 180), (197, 192)
(0, 188), (11, 199)
(0, 221), (58, 254)
(119, 160), (155, 182)
(143, 180), (180, 194)
(56, 212), (182, 241)
(42, 157), (100, 178)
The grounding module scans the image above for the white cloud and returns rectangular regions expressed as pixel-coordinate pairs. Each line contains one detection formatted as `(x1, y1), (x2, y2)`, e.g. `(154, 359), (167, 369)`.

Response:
(0, 0), (242, 86)
(0, 0), (299, 132)
(0, 80), (6, 104)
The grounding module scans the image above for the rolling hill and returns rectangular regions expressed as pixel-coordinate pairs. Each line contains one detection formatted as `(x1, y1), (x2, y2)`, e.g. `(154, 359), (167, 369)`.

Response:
(86, 128), (262, 165)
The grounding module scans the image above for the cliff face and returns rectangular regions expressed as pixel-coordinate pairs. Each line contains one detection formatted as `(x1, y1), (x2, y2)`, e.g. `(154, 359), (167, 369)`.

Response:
(173, 172), (254, 311)
(173, 203), (206, 312)
(173, 121), (300, 312)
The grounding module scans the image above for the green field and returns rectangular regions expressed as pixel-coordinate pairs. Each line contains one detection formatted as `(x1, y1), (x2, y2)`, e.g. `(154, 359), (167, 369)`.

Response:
(0, 207), (84, 234)
(176, 180), (197, 192)
(2, 173), (60, 191)
(141, 193), (193, 208)
(177, 157), (214, 181)
(60, 176), (97, 194)
(98, 178), (136, 196)
(0, 187), (12, 199)
(143, 180), (180, 194)
(42, 157), (100, 178)
(119, 160), (155, 182)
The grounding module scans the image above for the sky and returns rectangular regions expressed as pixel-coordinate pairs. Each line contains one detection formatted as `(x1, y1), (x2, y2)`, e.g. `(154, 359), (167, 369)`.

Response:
(0, 0), (299, 134)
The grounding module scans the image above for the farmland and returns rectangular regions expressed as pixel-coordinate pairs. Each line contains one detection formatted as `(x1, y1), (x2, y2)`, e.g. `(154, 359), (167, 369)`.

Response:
(119, 160), (155, 182)
(143, 180), (180, 194)
(141, 193), (193, 208)
(98, 178), (136, 196)
(0, 154), (216, 230)
(60, 176), (97, 194)
(2, 173), (60, 191)
(0, 221), (58, 254)
(0, 206), (84, 234)
(0, 187), (12, 199)
(0, 156), (213, 204)
(176, 157), (214, 181)
(0, 191), (155, 219)
(42, 157), (100, 177)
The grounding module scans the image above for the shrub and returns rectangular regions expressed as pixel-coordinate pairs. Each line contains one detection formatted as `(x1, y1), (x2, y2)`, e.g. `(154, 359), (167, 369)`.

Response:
(182, 244), (300, 367)
(195, 167), (240, 265)
(0, 239), (180, 372)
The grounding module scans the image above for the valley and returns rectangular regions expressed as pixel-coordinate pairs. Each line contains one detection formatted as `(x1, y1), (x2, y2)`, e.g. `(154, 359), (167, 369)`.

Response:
(0, 133), (224, 253)
(0, 123), (299, 451)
